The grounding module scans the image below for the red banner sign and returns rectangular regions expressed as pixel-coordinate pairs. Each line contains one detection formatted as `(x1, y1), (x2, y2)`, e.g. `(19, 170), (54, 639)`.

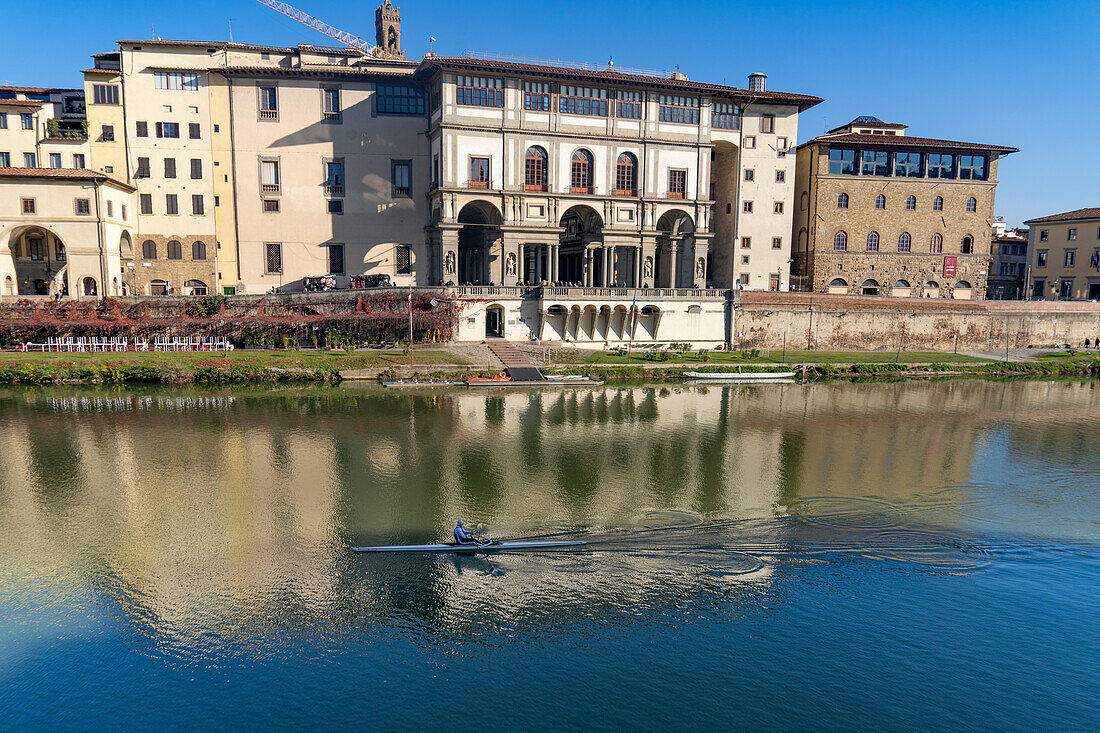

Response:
(943, 256), (958, 279)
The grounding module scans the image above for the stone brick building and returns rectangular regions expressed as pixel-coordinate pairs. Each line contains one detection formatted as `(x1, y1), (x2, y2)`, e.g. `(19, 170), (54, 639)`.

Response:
(791, 116), (1016, 299)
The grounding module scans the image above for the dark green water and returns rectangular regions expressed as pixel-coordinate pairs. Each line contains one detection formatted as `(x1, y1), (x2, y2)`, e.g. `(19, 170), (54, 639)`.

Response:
(0, 380), (1098, 730)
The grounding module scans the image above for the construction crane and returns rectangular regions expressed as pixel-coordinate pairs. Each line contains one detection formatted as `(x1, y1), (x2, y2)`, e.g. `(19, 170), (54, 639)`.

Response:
(253, 0), (378, 56)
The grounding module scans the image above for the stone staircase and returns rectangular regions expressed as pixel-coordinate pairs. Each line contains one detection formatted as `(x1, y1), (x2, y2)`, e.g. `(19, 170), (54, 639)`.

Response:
(485, 340), (545, 382)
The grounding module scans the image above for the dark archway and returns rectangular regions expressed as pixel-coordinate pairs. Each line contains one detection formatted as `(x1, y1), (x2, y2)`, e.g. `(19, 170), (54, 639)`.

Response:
(8, 226), (68, 296)
(457, 200), (502, 285)
(558, 205), (604, 286)
(655, 209), (695, 288)
(486, 304), (505, 337)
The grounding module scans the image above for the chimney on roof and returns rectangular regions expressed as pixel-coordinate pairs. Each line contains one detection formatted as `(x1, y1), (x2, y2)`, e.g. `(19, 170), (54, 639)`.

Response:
(748, 72), (766, 92)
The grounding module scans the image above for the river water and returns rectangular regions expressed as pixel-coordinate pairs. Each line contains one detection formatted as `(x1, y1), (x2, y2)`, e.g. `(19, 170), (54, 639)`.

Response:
(0, 379), (1098, 730)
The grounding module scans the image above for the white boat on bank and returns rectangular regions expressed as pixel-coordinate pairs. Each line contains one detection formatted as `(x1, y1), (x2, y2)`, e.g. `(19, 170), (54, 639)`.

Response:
(683, 370), (797, 381)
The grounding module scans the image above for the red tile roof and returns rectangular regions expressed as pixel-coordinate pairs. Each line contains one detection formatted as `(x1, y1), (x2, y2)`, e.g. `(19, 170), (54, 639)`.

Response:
(419, 57), (824, 110)
(0, 167), (136, 191)
(0, 99), (46, 107)
(1023, 207), (1100, 224)
(800, 132), (1018, 154)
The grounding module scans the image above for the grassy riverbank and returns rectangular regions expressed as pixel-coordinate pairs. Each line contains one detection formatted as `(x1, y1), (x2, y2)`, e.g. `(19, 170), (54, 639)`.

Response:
(0, 349), (463, 384)
(580, 349), (993, 365)
(0, 348), (1096, 384)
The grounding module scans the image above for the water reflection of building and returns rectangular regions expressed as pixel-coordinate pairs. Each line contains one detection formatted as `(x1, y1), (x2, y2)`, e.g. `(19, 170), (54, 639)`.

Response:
(0, 380), (1097, 630)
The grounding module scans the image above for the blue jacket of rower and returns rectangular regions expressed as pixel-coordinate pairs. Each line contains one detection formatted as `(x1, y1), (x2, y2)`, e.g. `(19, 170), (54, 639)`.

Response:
(454, 521), (479, 544)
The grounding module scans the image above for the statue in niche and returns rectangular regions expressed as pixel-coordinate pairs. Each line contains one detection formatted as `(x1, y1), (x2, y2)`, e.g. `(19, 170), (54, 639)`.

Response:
(445, 250), (456, 274)
(643, 256), (653, 279)
(505, 252), (517, 277)
(696, 257), (706, 279)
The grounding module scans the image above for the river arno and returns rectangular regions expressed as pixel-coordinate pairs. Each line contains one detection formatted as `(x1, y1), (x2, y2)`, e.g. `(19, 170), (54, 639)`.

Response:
(0, 380), (1097, 730)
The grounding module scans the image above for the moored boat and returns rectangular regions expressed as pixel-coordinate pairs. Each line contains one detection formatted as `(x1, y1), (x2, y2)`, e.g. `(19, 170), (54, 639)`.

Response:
(683, 370), (797, 380)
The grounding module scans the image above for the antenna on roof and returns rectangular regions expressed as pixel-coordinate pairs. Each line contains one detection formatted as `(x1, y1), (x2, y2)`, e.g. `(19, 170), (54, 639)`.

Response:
(228, 18), (234, 42)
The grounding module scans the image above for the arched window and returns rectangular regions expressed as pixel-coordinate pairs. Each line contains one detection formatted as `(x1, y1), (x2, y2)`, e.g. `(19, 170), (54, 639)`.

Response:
(933, 196), (943, 211)
(828, 278), (848, 290)
(150, 279), (168, 296)
(82, 277), (97, 296)
(615, 152), (637, 196)
(167, 240), (182, 260)
(961, 235), (974, 254)
(930, 233), (943, 253)
(875, 194), (886, 210)
(570, 149), (593, 193)
(905, 195), (916, 211)
(192, 241), (207, 260)
(142, 240), (157, 259)
(898, 232), (911, 252)
(833, 231), (847, 251)
(966, 196), (977, 212)
(861, 279), (880, 295)
(837, 193), (849, 209)
(184, 279), (208, 295)
(801, 191), (809, 211)
(524, 146), (547, 191)
(866, 231), (879, 251)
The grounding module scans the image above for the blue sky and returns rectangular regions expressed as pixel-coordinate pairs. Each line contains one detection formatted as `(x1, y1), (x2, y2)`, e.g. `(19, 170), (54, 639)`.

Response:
(4, 0), (1097, 225)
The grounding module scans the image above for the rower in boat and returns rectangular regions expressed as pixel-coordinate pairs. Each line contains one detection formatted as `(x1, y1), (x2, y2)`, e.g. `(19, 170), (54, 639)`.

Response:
(454, 519), (490, 547)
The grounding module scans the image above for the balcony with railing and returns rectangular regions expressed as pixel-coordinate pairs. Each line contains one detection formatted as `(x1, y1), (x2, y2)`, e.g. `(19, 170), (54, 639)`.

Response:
(324, 183), (344, 197)
(322, 111), (342, 123)
(259, 109), (278, 120)
(261, 183), (280, 194)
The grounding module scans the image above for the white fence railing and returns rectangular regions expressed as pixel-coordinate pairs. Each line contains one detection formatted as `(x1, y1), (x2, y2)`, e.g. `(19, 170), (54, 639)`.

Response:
(20, 336), (233, 353)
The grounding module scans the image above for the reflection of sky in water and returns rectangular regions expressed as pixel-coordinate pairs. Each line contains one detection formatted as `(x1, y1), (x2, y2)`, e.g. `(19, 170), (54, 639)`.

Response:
(0, 381), (1098, 729)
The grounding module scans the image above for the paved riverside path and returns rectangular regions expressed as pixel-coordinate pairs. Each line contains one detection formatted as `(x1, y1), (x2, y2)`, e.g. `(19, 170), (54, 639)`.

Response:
(486, 340), (546, 381)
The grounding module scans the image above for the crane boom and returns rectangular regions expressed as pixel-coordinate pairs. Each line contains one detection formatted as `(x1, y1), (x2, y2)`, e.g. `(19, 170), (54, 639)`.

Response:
(254, 0), (377, 55)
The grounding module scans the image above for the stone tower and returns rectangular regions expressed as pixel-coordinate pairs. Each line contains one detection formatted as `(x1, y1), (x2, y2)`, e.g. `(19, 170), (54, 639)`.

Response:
(374, 1), (404, 59)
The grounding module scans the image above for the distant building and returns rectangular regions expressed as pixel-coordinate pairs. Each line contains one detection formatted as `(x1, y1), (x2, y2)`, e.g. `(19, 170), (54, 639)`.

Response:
(1023, 208), (1100, 300)
(791, 116), (1017, 299)
(987, 219), (1029, 299)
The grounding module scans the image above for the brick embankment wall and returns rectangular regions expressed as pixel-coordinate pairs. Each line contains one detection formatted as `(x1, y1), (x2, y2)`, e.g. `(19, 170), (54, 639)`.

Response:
(736, 293), (1100, 351)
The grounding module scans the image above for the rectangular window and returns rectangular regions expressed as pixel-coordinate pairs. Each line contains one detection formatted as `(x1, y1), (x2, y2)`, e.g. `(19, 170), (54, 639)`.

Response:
(432, 154), (440, 188)
(327, 199), (343, 214)
(396, 244), (412, 274)
(0, 113), (6, 129)
(259, 86), (278, 119)
(773, 201), (784, 214)
(743, 201), (753, 213)
(668, 169), (686, 198)
(828, 148), (857, 175)
(376, 84), (425, 115)
(772, 237), (783, 249)
(742, 255), (750, 265)
(1067, 228), (1077, 241)
(164, 158), (176, 178)
(958, 154), (987, 181)
(524, 81), (551, 111)
(55, 239), (66, 260)
(1037, 250), (1048, 267)
(92, 84), (119, 104)
(741, 237), (751, 249)
(328, 244), (345, 275)
(21, 113), (33, 130)
(121, 204), (127, 221)
(101, 125), (114, 142)
(135, 120), (148, 137)
(189, 123), (201, 140)
(1065, 250), (1076, 267)
(1040, 229), (1049, 241)
(260, 160), (280, 193)
(775, 170), (785, 183)
(155, 122), (179, 138)
(743, 136), (755, 149)
(322, 88), (341, 121)
(614, 90), (641, 119)
(107, 201), (114, 217)
(165, 194), (178, 215)
(73, 153), (85, 169)
(190, 158), (202, 179)
(744, 169), (754, 181)
(894, 151), (923, 177)
(711, 101), (739, 130)
(140, 193), (152, 215)
(658, 95), (699, 124)
(21, 198), (35, 214)
(263, 199), (280, 213)
(391, 160), (411, 197)
(456, 76), (503, 107)
(24, 153), (36, 167)
(74, 198), (91, 216)
(777, 137), (788, 153)
(560, 86), (608, 116)
(860, 150), (889, 176)
(264, 242), (282, 274)
(469, 157), (490, 188)
(136, 157), (150, 178)
(760, 113), (775, 133)
(154, 71), (199, 91)
(28, 237), (44, 261)
(927, 153), (955, 179)
(192, 194), (204, 215)
(48, 153), (62, 168)
(0, 152), (10, 167)
(325, 160), (344, 196)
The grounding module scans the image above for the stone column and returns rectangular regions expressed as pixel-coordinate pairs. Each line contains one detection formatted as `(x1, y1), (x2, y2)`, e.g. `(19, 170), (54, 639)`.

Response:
(551, 243), (559, 284)
(602, 246), (610, 288)
(670, 241), (681, 288)
(535, 245), (544, 283)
